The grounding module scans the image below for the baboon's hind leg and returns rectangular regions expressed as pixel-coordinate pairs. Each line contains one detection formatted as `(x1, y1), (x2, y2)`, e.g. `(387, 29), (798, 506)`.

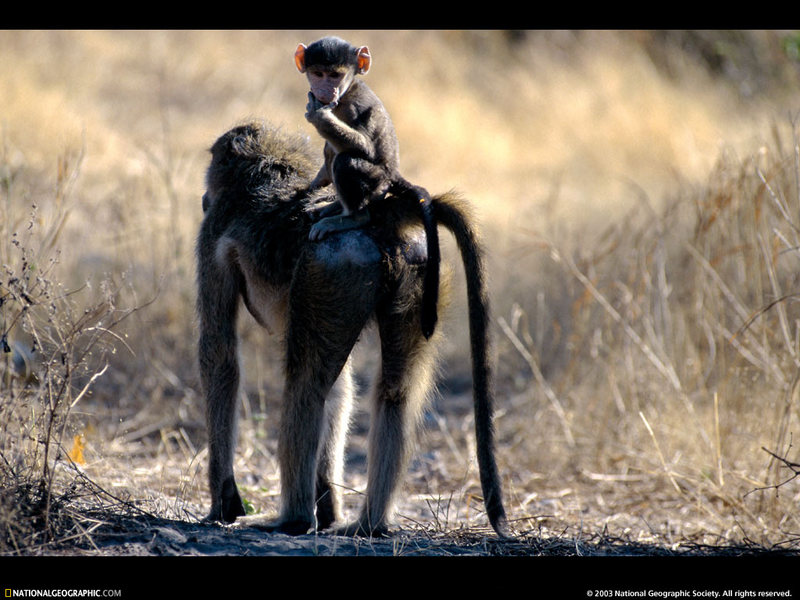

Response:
(270, 239), (382, 535)
(314, 358), (355, 530)
(335, 304), (437, 537)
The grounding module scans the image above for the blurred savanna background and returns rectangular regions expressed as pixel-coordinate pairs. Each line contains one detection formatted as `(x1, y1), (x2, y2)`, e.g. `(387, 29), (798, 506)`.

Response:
(3, 29), (800, 555)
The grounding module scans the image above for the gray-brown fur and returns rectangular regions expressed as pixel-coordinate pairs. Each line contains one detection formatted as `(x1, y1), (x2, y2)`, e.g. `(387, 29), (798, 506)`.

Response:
(197, 121), (506, 537)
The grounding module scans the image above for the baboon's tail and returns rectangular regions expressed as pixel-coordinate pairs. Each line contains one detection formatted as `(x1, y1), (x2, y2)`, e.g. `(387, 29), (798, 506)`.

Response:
(433, 191), (508, 537)
(389, 179), (440, 339)
(417, 188), (440, 339)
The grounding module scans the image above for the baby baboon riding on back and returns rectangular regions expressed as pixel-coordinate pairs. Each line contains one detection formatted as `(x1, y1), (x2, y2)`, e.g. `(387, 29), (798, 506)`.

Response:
(296, 36), (441, 339)
(196, 41), (506, 538)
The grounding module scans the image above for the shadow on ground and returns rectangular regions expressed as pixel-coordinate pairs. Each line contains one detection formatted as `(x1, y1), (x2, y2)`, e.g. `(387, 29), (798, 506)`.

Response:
(9, 509), (800, 598)
(59, 511), (800, 558)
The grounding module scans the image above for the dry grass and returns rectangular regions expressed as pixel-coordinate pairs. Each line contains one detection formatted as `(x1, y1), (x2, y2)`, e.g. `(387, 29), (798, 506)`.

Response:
(497, 125), (800, 551)
(2, 30), (800, 556)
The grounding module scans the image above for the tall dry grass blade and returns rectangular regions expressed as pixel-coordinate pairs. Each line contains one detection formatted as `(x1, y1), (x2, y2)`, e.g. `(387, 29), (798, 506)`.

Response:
(758, 167), (800, 236)
(498, 315), (576, 447)
(69, 363), (109, 409)
(688, 243), (787, 384)
(685, 243), (750, 323)
(713, 392), (724, 487)
(551, 243), (683, 393)
(757, 231), (798, 365)
(792, 112), (800, 217)
(639, 411), (685, 498)
(716, 320), (781, 379)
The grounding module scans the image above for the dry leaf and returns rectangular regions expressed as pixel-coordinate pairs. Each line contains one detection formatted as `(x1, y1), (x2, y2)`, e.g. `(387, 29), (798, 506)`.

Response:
(68, 434), (86, 465)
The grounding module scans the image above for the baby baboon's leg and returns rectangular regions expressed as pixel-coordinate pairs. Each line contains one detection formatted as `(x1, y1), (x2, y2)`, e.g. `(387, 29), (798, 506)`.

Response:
(314, 358), (355, 530)
(198, 260), (246, 523)
(343, 307), (437, 536)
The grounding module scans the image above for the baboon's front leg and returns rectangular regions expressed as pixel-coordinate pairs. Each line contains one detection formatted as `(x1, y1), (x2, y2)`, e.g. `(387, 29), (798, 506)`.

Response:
(198, 263), (246, 524)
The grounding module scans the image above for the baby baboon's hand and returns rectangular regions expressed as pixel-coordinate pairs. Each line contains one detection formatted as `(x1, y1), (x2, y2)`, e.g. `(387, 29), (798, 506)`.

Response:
(305, 92), (336, 124)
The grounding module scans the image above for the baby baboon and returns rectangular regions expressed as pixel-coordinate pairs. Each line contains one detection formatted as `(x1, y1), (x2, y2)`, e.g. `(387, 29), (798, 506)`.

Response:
(197, 121), (507, 537)
(295, 36), (441, 339)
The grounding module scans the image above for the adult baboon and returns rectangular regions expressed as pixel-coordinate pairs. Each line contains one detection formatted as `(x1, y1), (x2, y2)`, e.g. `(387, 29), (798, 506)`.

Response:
(197, 121), (506, 537)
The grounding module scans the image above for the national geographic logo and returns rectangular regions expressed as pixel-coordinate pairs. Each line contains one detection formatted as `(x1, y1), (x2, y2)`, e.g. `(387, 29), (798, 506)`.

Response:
(5, 590), (122, 598)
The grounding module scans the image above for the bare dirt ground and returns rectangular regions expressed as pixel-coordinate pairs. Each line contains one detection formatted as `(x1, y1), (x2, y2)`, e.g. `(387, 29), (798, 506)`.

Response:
(10, 500), (800, 598)
(17, 393), (800, 560)
(52, 510), (799, 558)
(4, 382), (800, 596)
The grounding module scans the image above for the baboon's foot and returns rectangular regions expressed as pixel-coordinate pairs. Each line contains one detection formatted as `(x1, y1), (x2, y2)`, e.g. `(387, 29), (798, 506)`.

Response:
(204, 479), (246, 524)
(236, 515), (314, 536)
(308, 209), (369, 241)
(329, 520), (390, 538)
(203, 502), (245, 524)
(314, 495), (338, 532)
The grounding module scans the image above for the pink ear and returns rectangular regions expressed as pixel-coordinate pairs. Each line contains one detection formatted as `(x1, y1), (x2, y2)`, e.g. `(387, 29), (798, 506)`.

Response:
(356, 46), (371, 75)
(294, 44), (307, 73)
